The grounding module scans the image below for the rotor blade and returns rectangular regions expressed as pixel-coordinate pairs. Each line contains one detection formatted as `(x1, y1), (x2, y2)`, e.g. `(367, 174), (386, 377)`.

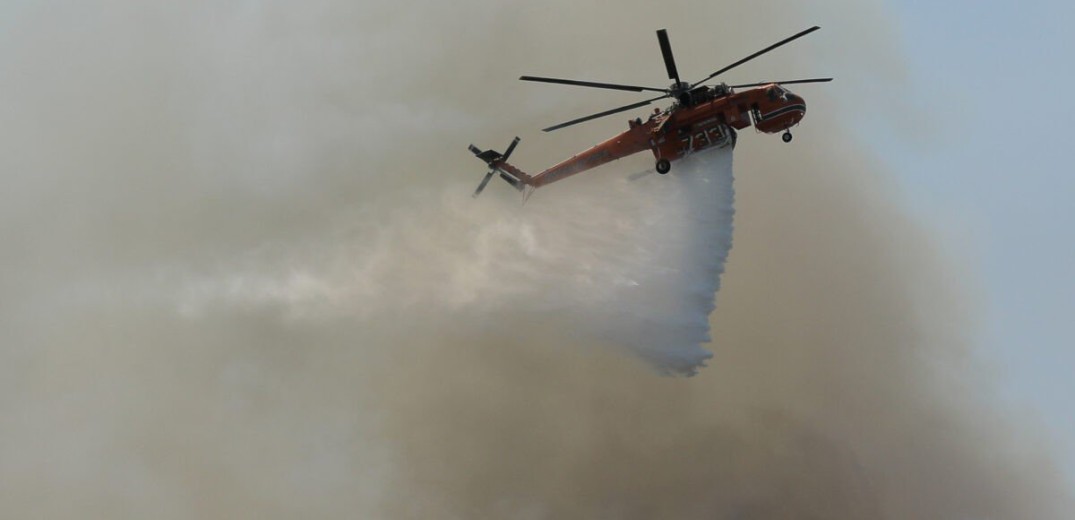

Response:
(520, 75), (666, 93)
(728, 77), (833, 89)
(691, 26), (821, 87)
(473, 170), (496, 198)
(502, 136), (520, 161)
(542, 95), (669, 132)
(656, 29), (681, 85)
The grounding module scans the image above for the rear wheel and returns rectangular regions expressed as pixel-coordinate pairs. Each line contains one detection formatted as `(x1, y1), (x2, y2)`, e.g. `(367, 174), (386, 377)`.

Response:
(782, 131), (793, 143)
(656, 158), (671, 174)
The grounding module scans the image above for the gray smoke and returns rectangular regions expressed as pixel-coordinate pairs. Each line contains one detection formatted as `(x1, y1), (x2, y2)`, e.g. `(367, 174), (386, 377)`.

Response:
(0, 1), (1070, 518)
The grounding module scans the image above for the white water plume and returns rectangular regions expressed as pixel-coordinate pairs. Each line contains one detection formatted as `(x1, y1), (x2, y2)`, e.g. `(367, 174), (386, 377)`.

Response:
(181, 149), (735, 375)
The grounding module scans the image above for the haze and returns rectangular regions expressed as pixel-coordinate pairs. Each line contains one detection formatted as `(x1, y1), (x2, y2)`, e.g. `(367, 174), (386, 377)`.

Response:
(0, 1), (1070, 518)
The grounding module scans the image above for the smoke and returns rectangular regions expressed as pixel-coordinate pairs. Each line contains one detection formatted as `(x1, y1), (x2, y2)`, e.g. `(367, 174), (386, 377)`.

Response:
(0, 1), (1070, 519)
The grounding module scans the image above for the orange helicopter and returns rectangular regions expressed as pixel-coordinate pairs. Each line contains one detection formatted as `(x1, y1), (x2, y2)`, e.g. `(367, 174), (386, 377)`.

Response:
(469, 26), (831, 197)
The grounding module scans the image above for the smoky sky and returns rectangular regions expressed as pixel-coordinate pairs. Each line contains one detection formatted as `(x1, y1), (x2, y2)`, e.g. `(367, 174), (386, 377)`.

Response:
(0, 1), (1070, 518)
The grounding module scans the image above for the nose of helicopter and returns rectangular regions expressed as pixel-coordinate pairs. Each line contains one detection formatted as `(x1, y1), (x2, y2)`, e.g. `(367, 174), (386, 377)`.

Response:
(754, 90), (808, 135)
(785, 92), (806, 123)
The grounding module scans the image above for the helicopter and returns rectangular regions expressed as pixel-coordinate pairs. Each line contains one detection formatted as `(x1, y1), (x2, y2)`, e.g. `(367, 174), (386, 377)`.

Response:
(469, 26), (831, 197)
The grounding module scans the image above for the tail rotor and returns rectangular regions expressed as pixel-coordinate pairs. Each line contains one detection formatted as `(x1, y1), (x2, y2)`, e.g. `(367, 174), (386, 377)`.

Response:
(469, 137), (521, 198)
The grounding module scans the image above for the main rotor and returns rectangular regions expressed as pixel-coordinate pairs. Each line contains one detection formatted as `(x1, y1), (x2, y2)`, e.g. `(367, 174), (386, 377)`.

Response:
(520, 26), (832, 132)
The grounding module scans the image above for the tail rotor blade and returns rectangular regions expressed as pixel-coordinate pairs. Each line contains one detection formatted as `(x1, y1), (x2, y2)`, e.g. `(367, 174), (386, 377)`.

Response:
(656, 29), (681, 85)
(473, 170), (496, 198)
(503, 136), (520, 161)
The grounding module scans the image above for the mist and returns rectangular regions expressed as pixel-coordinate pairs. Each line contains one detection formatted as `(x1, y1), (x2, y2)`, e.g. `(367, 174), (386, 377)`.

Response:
(1, 1), (1071, 518)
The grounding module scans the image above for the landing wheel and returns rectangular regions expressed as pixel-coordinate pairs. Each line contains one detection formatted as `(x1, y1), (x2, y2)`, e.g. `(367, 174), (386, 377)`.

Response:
(655, 158), (671, 174)
(782, 131), (793, 143)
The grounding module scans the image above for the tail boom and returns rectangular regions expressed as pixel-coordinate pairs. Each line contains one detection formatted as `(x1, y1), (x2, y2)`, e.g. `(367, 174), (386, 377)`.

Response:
(528, 126), (650, 188)
(494, 161), (533, 189)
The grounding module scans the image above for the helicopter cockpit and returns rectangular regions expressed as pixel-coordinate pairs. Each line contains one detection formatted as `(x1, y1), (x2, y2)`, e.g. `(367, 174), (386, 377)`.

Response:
(766, 84), (790, 101)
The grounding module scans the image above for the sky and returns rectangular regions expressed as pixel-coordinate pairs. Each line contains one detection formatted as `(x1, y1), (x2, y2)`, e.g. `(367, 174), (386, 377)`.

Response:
(880, 0), (1075, 480)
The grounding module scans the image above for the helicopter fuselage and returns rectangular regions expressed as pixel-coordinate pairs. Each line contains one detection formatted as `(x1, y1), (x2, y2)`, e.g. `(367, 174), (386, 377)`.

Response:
(522, 84), (806, 188)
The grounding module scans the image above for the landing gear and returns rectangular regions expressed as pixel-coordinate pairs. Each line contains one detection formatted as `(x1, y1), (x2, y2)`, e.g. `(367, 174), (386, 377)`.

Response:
(655, 158), (671, 174)
(782, 131), (793, 143)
